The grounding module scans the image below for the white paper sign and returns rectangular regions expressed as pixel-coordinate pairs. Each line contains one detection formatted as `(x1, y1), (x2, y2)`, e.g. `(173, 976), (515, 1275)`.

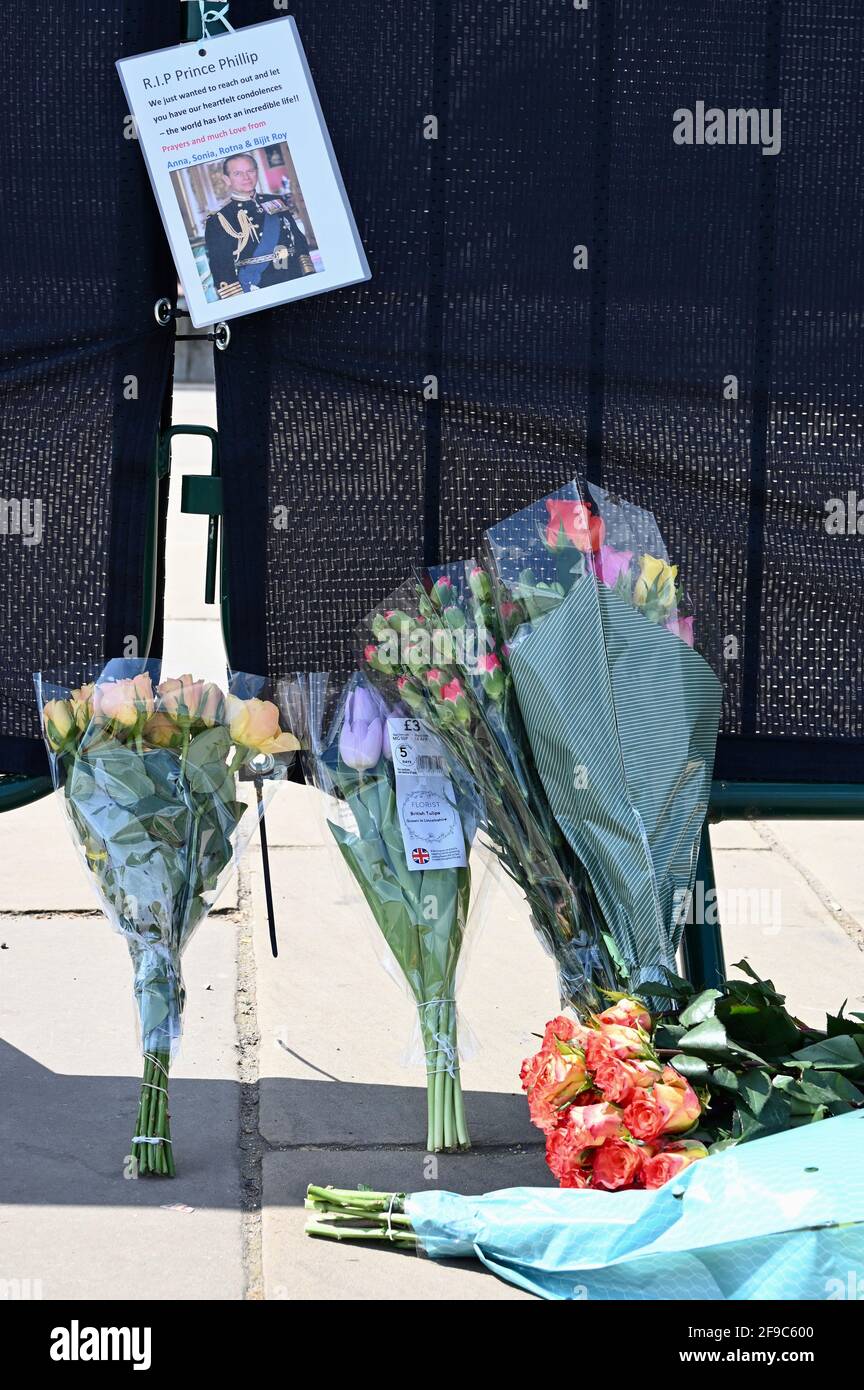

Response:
(117, 17), (370, 327)
(386, 718), (467, 873)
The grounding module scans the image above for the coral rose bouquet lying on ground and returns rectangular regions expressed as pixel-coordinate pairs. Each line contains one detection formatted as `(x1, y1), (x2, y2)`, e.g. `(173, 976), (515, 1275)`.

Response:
(522, 999), (707, 1190)
(524, 963), (864, 1188)
(36, 659), (297, 1174)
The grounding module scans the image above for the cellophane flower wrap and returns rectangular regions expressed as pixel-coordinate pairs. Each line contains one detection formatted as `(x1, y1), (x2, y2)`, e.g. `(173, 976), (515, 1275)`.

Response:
(484, 479), (723, 992)
(283, 672), (481, 1152)
(35, 659), (298, 1175)
(360, 569), (619, 1014)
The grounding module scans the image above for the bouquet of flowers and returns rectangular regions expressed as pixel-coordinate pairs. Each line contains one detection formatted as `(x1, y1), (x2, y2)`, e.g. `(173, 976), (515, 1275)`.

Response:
(36, 659), (297, 1175)
(520, 999), (707, 1190)
(484, 480), (723, 992)
(362, 568), (619, 1015)
(285, 673), (480, 1151)
(360, 479), (722, 1011)
(525, 961), (864, 1188)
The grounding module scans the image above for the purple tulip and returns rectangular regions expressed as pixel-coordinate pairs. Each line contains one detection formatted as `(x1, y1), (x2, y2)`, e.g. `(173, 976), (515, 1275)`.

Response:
(665, 615), (695, 647)
(593, 544), (634, 590)
(339, 685), (384, 769)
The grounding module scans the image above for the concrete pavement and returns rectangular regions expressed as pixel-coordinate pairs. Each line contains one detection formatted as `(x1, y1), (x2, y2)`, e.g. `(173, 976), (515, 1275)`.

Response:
(1, 387), (861, 1300)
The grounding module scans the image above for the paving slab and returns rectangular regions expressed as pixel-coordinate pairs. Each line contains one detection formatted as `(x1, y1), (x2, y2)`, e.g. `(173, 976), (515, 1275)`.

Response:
(711, 847), (842, 933)
(255, 782), (328, 848)
(0, 792), (94, 912)
(0, 915), (243, 1300)
(760, 818), (864, 928)
(713, 849), (864, 1021)
(262, 1147), (549, 1301)
(709, 820), (767, 851)
(249, 832), (559, 1148)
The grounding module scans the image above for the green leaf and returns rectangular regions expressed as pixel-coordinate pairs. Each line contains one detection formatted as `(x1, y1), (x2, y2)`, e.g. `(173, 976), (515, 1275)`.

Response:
(729, 960), (785, 1003)
(600, 933), (630, 982)
(679, 989), (722, 1028)
(732, 1072), (792, 1139)
(184, 726), (233, 798)
(824, 1007), (864, 1040)
(712, 1067), (739, 1093)
(678, 1015), (767, 1066)
(669, 1053), (710, 1082)
(716, 992), (801, 1054)
(638, 969), (694, 1001)
(677, 1016), (729, 1055)
(792, 1035), (864, 1073)
(653, 1023), (686, 1049)
(773, 1070), (864, 1114)
(90, 744), (155, 807)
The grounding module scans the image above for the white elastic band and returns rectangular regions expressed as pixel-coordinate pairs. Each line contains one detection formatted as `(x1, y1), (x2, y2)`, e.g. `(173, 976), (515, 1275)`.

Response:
(132, 1136), (173, 1146)
(385, 1192), (397, 1242)
(424, 1032), (458, 1078)
(143, 1053), (169, 1078)
(142, 1083), (168, 1096)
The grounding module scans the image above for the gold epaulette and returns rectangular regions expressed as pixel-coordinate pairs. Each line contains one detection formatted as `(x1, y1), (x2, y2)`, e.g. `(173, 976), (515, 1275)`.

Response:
(299, 255), (314, 275)
(217, 280), (243, 299)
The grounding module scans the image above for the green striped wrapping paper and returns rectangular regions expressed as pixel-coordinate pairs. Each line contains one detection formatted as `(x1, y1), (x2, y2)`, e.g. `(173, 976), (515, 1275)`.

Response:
(508, 575), (722, 990)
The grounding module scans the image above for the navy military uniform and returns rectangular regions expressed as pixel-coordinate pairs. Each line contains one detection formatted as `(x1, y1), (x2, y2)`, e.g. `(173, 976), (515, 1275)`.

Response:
(204, 190), (314, 300)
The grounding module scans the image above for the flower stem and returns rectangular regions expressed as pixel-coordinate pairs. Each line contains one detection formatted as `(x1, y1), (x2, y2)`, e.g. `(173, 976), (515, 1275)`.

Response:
(131, 1049), (174, 1177)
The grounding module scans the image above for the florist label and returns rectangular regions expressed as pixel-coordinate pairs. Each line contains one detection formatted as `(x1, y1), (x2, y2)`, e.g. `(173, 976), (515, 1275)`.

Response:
(386, 718), (467, 872)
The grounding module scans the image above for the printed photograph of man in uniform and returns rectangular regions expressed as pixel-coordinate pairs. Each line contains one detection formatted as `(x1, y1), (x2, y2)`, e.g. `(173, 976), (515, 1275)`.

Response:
(170, 144), (321, 303)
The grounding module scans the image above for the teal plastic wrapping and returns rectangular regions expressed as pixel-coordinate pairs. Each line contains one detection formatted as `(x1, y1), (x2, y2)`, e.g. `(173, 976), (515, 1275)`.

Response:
(406, 1113), (864, 1300)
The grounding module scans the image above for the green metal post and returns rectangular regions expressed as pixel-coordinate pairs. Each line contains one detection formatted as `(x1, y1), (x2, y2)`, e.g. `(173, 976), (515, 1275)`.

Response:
(681, 820), (726, 990)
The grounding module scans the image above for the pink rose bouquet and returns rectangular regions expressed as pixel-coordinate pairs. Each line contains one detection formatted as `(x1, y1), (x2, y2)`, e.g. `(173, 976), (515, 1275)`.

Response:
(520, 998), (708, 1190)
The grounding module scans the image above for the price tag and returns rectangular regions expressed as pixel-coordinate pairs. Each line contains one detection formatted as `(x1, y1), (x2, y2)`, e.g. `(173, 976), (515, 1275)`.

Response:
(386, 718), (467, 873)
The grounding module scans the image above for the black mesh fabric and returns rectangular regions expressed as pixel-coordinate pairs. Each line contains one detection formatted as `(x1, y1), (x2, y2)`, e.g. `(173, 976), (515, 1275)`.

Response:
(216, 0), (864, 783)
(0, 3), (177, 776)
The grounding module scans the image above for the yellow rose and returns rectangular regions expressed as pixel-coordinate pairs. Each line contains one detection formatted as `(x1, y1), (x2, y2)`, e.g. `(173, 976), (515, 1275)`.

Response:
(143, 711), (181, 748)
(131, 673), (156, 718)
(197, 681), (224, 726)
(93, 679), (139, 728)
(43, 698), (75, 750)
(226, 695), (300, 756)
(633, 554), (678, 611)
(69, 683), (94, 732)
(157, 674), (202, 719)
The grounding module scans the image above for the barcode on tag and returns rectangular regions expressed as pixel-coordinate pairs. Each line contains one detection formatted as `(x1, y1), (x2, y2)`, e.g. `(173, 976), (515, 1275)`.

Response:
(417, 754), (446, 774)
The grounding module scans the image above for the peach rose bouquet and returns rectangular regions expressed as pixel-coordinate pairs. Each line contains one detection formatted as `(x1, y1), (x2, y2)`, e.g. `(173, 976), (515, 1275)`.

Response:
(35, 659), (298, 1175)
(521, 997), (707, 1190)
